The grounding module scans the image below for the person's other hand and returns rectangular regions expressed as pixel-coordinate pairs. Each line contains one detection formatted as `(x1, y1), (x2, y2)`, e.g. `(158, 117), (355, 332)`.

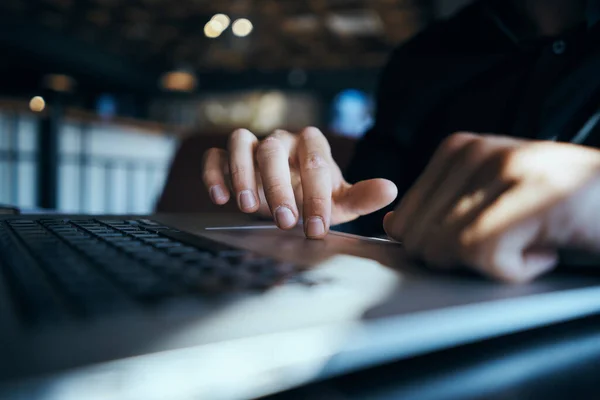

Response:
(384, 133), (600, 283)
(203, 127), (398, 238)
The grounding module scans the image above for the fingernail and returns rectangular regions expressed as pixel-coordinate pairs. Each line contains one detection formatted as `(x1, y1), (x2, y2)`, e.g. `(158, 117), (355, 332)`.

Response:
(306, 217), (325, 238)
(210, 185), (227, 204)
(239, 190), (257, 211)
(275, 207), (296, 229)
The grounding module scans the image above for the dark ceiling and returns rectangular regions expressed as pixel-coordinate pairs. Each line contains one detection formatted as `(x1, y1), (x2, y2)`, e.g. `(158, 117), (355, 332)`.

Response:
(0, 0), (436, 95)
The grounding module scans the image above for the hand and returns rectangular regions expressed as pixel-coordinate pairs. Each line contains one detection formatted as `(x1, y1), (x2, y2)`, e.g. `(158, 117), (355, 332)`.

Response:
(202, 127), (398, 239)
(384, 132), (600, 283)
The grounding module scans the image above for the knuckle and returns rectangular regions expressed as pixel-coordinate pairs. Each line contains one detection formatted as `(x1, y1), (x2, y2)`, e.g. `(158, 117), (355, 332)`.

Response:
(256, 138), (284, 164)
(258, 136), (282, 153)
(499, 149), (524, 181)
(305, 195), (328, 210)
(302, 152), (328, 171)
(229, 164), (247, 180)
(263, 181), (287, 198)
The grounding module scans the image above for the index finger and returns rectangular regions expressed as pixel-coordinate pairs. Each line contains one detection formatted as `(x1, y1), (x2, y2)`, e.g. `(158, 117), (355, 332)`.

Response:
(297, 127), (333, 239)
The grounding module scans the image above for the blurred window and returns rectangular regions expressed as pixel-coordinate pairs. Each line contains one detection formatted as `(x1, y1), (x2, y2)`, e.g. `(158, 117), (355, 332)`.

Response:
(58, 122), (176, 214)
(0, 111), (39, 208)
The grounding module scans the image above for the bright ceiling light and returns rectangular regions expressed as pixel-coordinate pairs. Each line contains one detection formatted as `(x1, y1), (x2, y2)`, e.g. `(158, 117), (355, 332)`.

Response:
(211, 14), (230, 30)
(204, 20), (223, 38)
(232, 18), (253, 37)
(29, 96), (46, 113)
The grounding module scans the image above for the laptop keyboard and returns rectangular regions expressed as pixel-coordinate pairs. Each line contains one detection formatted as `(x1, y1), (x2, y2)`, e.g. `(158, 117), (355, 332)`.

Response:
(0, 218), (301, 324)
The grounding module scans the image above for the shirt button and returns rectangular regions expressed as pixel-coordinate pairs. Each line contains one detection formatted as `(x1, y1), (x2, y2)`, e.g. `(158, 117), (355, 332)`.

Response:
(553, 40), (567, 55)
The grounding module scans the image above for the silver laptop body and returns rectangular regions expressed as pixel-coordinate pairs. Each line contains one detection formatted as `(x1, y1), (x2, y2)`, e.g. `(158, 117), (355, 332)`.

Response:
(1, 213), (600, 400)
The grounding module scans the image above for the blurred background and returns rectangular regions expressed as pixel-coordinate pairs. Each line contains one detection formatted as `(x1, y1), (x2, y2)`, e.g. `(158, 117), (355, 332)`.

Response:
(0, 0), (472, 215)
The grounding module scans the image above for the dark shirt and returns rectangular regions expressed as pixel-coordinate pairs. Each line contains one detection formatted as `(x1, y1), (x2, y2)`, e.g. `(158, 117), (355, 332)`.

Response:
(345, 0), (600, 236)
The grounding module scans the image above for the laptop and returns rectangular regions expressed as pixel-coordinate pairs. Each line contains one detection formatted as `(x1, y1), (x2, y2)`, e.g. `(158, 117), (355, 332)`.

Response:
(1, 213), (600, 400)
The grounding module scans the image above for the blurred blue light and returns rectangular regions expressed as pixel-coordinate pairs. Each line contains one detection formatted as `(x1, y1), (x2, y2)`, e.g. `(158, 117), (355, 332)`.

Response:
(97, 94), (117, 120)
(331, 89), (373, 138)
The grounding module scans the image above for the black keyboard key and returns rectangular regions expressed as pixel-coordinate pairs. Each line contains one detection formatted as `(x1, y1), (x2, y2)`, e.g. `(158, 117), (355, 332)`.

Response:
(38, 220), (68, 226)
(98, 220), (127, 225)
(153, 242), (182, 249)
(129, 233), (160, 239)
(136, 220), (173, 231)
(73, 222), (102, 227)
(165, 246), (198, 255)
(142, 238), (171, 244)
(180, 252), (213, 263)
(103, 236), (133, 242)
(218, 250), (249, 258)
(122, 246), (156, 254)
(136, 219), (162, 226)
(95, 233), (126, 238)
(86, 228), (115, 234)
(118, 229), (146, 235)
(9, 220), (39, 225)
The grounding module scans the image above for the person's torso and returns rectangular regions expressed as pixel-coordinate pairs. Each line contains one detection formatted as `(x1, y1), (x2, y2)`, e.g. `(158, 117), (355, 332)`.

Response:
(388, 1), (600, 167)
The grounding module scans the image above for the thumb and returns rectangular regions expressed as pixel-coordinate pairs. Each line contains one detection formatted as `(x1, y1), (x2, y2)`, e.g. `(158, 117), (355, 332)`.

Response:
(335, 179), (398, 218)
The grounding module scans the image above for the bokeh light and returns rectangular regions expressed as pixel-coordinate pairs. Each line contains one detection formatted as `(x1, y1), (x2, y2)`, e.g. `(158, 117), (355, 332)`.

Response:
(29, 96), (46, 112)
(211, 14), (230, 30)
(204, 20), (223, 38)
(232, 18), (253, 37)
(160, 71), (198, 92)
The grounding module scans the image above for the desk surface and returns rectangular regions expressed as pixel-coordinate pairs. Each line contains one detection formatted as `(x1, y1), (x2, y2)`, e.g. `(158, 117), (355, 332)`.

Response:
(266, 313), (600, 400)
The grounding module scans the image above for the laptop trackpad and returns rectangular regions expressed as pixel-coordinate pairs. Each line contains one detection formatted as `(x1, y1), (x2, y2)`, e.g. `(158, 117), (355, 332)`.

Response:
(201, 223), (407, 271)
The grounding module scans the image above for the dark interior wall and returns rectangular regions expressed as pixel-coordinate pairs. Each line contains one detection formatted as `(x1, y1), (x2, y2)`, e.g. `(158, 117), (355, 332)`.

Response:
(0, 12), (159, 94)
